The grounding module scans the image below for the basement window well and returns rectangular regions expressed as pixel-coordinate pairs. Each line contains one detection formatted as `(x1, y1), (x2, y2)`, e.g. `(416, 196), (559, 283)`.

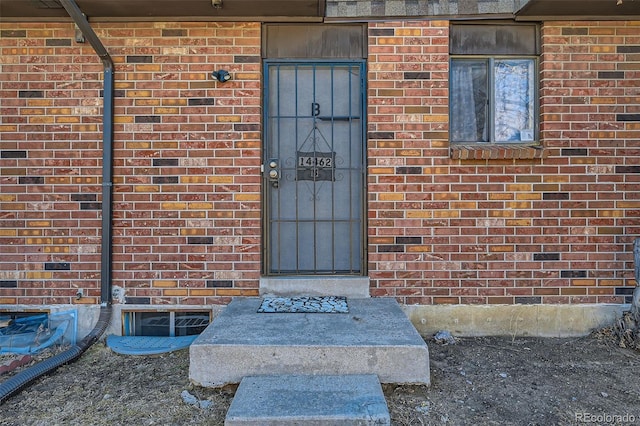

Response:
(107, 310), (212, 355)
(0, 310), (78, 354)
(122, 310), (211, 337)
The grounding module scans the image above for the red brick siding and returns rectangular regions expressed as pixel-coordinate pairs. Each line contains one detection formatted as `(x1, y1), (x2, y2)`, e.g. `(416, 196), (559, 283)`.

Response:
(1, 20), (639, 307)
(0, 22), (262, 305)
(366, 20), (639, 304)
(537, 21), (640, 303)
(367, 21), (453, 304)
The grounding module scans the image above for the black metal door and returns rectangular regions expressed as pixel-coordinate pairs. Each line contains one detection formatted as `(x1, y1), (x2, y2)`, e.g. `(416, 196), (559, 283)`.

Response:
(264, 61), (365, 275)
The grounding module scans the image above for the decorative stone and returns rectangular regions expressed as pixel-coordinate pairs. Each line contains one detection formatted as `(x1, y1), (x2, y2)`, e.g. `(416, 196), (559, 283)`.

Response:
(257, 296), (349, 314)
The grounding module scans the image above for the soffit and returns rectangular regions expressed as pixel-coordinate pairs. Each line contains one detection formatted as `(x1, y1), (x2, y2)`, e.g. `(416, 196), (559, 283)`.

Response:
(2, 0), (639, 23)
(0, 0), (324, 21)
(516, 0), (640, 20)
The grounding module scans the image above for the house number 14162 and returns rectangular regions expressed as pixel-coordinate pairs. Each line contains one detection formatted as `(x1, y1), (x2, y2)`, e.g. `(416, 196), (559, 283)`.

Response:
(298, 156), (333, 168)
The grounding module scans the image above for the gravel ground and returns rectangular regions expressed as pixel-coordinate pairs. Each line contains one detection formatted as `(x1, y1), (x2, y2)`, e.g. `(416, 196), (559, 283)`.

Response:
(0, 332), (639, 425)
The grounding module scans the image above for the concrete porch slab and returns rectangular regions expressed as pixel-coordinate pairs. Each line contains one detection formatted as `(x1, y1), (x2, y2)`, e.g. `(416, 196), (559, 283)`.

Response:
(224, 374), (390, 425)
(189, 297), (429, 387)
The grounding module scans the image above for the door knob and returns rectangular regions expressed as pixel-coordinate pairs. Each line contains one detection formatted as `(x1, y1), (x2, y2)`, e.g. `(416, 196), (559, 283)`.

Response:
(267, 159), (279, 188)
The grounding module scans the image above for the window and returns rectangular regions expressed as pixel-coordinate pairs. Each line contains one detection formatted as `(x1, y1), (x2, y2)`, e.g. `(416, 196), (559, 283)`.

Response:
(122, 310), (210, 337)
(450, 24), (539, 145)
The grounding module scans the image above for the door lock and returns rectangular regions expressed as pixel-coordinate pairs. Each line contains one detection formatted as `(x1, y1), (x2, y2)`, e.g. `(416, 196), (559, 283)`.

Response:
(267, 159), (279, 188)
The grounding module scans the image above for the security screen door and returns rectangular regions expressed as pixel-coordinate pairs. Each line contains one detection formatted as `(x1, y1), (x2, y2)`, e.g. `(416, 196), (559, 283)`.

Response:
(264, 61), (365, 275)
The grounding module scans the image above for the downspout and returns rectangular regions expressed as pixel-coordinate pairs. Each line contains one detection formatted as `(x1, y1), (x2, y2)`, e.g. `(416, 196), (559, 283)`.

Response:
(633, 238), (640, 320)
(57, 0), (114, 306)
(0, 0), (114, 403)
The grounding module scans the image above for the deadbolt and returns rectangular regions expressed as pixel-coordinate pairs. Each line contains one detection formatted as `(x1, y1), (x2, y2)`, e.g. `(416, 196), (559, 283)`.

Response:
(267, 159), (280, 188)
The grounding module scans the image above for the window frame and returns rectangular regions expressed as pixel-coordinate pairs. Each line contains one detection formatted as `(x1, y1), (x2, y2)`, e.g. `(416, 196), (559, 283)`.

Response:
(121, 309), (211, 337)
(449, 54), (539, 145)
(449, 22), (541, 147)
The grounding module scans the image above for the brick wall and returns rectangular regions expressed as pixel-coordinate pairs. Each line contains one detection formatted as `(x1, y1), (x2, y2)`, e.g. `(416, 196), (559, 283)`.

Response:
(366, 20), (639, 304)
(537, 21), (640, 303)
(1, 19), (639, 308)
(367, 21), (454, 303)
(0, 22), (262, 306)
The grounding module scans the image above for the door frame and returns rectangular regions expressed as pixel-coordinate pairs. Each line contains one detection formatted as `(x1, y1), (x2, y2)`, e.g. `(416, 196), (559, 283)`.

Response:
(261, 59), (368, 276)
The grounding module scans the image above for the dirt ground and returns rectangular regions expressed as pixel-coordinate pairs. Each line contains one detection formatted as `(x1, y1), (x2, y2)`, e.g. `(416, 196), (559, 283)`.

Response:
(1, 332), (639, 425)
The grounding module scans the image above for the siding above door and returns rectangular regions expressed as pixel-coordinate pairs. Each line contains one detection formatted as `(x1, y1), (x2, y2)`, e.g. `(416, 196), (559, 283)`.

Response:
(262, 24), (367, 59)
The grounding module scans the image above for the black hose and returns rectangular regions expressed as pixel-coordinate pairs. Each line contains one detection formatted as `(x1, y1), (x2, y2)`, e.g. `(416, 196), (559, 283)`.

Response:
(0, 305), (111, 404)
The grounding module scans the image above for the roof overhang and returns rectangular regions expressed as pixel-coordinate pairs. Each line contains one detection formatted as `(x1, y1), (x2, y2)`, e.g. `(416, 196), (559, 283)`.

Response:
(0, 0), (325, 22)
(516, 0), (640, 20)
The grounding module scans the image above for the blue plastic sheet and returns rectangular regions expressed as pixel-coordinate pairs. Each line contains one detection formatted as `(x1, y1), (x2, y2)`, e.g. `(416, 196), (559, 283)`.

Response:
(0, 310), (77, 355)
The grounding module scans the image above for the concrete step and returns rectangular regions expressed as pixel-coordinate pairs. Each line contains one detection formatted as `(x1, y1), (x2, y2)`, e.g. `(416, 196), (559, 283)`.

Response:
(189, 297), (429, 387)
(225, 374), (390, 425)
(259, 276), (371, 298)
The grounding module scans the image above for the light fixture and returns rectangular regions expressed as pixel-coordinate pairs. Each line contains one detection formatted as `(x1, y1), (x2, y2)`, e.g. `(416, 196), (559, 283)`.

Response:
(211, 0), (223, 8)
(211, 69), (231, 83)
